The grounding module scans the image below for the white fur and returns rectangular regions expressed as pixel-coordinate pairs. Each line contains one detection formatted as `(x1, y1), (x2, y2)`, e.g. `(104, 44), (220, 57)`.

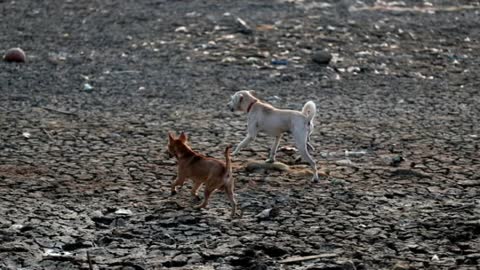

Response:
(227, 90), (320, 182)
(302, 100), (316, 151)
(302, 101), (316, 123)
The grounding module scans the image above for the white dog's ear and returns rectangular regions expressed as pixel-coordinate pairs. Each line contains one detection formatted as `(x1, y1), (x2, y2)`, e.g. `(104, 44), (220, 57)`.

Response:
(179, 132), (188, 142)
(236, 93), (243, 103)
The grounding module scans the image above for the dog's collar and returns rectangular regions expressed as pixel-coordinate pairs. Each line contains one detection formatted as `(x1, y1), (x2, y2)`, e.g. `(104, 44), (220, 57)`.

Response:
(246, 100), (258, 113)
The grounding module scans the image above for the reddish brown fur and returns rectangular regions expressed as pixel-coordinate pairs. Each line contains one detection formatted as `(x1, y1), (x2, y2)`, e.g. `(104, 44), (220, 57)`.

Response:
(167, 132), (237, 218)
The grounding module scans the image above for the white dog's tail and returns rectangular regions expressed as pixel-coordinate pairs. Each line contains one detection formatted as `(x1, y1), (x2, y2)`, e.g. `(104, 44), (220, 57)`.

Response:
(302, 101), (316, 123)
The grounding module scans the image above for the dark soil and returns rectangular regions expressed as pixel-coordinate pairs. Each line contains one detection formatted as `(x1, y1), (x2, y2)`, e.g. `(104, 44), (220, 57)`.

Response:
(1, 0), (479, 269)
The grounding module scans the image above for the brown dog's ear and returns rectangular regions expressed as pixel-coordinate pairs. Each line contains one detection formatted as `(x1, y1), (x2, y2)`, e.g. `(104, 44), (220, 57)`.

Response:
(168, 132), (175, 141)
(179, 132), (187, 143)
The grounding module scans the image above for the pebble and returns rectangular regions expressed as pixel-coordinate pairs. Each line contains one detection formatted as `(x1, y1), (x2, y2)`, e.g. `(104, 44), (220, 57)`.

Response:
(312, 51), (332, 65)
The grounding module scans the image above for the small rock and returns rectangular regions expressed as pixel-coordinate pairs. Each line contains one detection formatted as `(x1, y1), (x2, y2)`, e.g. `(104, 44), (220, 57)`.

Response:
(246, 161), (290, 172)
(256, 24), (275, 31)
(392, 261), (410, 270)
(266, 95), (282, 103)
(236, 17), (253, 34)
(188, 253), (203, 263)
(390, 155), (404, 166)
(175, 26), (188, 33)
(83, 83), (93, 91)
(114, 217), (128, 227)
(271, 59), (288, 65)
(347, 66), (361, 73)
(22, 132), (31, 139)
(173, 254), (189, 265)
(3, 47), (26, 62)
(335, 159), (353, 166)
(330, 178), (346, 186)
(90, 210), (103, 218)
(380, 155), (404, 167)
(458, 180), (480, 187)
(344, 150), (367, 157)
(339, 260), (356, 270)
(9, 224), (24, 231)
(255, 208), (272, 219)
(466, 253), (480, 259)
(255, 208), (280, 220)
(364, 227), (382, 236)
(312, 51), (332, 65)
(115, 209), (133, 216)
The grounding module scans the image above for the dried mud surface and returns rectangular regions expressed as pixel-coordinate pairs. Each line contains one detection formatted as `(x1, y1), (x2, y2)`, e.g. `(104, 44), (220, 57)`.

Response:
(1, 0), (479, 269)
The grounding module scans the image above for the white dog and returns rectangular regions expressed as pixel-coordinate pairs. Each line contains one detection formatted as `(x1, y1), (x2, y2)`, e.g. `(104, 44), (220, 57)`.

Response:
(227, 90), (320, 182)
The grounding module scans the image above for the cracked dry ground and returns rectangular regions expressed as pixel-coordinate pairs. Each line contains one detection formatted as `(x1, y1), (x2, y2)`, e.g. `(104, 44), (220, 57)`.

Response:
(1, 0), (479, 269)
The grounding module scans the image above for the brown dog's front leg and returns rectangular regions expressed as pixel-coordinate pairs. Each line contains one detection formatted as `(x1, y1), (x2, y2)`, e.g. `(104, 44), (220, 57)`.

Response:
(191, 181), (203, 201)
(171, 176), (186, 196)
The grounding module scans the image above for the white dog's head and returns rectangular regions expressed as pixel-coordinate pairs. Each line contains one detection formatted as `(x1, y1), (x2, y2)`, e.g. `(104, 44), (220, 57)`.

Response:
(227, 90), (257, 112)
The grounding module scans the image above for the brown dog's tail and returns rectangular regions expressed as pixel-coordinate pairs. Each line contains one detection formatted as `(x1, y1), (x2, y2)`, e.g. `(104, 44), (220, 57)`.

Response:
(224, 145), (232, 179)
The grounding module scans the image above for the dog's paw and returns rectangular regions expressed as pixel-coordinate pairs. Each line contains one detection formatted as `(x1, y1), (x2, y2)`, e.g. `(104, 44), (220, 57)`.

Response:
(230, 209), (241, 220)
(265, 158), (275, 163)
(193, 204), (205, 209)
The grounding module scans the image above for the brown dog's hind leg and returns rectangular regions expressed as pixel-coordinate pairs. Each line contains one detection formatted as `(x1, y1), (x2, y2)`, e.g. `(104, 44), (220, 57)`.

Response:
(225, 184), (237, 219)
(194, 186), (215, 209)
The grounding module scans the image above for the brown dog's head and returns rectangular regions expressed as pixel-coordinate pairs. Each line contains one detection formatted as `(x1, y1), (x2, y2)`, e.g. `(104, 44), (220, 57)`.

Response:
(167, 131), (188, 158)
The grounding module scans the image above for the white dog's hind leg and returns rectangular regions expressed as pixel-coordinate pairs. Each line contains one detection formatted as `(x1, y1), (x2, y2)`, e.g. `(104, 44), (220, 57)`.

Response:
(307, 141), (315, 152)
(294, 133), (319, 182)
(266, 135), (282, 163)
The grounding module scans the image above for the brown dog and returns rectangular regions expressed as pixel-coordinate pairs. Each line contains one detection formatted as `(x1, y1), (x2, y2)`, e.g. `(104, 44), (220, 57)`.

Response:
(167, 132), (237, 218)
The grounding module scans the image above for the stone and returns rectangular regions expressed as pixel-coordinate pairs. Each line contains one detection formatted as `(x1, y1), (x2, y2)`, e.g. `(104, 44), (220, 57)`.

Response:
(312, 51), (332, 65)
(364, 227), (383, 236)
(392, 261), (410, 270)
(235, 17), (253, 34)
(172, 254), (189, 266)
(245, 161), (290, 172)
(115, 209), (133, 216)
(3, 47), (26, 62)
(188, 253), (203, 263)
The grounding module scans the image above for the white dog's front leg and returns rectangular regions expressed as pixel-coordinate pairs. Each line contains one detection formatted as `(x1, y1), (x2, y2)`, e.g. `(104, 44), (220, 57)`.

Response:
(233, 121), (258, 155)
(233, 134), (255, 155)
